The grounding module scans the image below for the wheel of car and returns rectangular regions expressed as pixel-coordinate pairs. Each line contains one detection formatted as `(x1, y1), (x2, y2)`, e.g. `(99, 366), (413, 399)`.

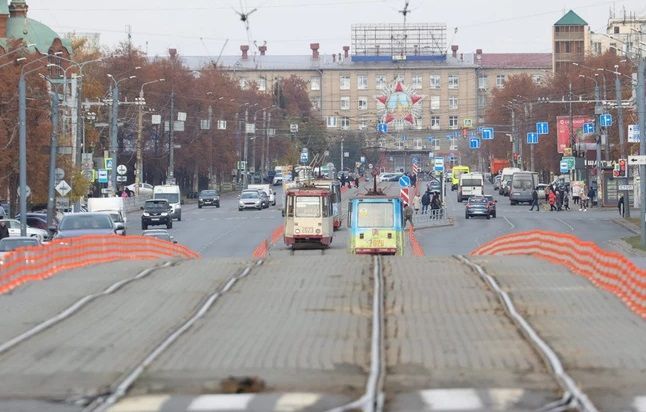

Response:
(178, 213), (182, 221)
(272, 201), (276, 206)
(239, 208), (243, 211)
(198, 204), (202, 209)
(167, 221), (172, 229)
(465, 213), (469, 219)
(142, 224), (148, 230)
(493, 212), (497, 218)
(486, 214), (491, 220)
(216, 203), (220, 208)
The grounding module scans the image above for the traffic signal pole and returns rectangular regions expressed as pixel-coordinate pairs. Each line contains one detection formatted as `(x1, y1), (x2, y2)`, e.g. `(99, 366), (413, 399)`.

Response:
(638, 57), (646, 247)
(615, 68), (629, 218)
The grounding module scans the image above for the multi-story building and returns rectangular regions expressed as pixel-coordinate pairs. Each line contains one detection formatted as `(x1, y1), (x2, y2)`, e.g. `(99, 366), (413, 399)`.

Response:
(590, 11), (646, 56)
(184, 23), (550, 170)
(552, 10), (590, 72)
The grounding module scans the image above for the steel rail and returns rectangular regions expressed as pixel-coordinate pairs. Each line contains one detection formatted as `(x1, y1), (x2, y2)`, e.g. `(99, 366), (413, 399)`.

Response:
(457, 255), (599, 412)
(328, 255), (385, 412)
(86, 259), (264, 412)
(0, 260), (175, 356)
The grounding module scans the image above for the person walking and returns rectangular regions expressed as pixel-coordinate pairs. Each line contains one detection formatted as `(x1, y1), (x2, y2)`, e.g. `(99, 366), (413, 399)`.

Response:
(529, 187), (540, 211)
(421, 190), (431, 214)
(548, 190), (557, 211)
(563, 192), (570, 211)
(588, 186), (596, 208)
(0, 220), (9, 240)
(572, 183), (580, 205)
(618, 194), (625, 217)
(403, 203), (414, 229)
(354, 176), (359, 189)
(412, 193), (421, 214)
(340, 174), (346, 187)
(580, 189), (588, 211)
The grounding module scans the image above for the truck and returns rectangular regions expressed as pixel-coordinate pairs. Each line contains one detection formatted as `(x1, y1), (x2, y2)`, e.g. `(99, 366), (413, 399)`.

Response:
(490, 159), (509, 178)
(153, 185), (182, 220)
(457, 172), (484, 202)
(87, 197), (127, 235)
(509, 171), (539, 205)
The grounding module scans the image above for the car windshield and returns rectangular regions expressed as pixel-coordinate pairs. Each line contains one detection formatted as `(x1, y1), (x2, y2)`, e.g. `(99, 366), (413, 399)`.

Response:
(59, 214), (113, 230)
(513, 177), (534, 190)
(0, 238), (39, 251)
(295, 196), (321, 218)
(461, 179), (482, 186)
(200, 190), (217, 196)
(154, 193), (179, 204)
(241, 192), (259, 199)
(468, 197), (487, 204)
(109, 213), (122, 223)
(145, 201), (169, 211)
(357, 203), (394, 228)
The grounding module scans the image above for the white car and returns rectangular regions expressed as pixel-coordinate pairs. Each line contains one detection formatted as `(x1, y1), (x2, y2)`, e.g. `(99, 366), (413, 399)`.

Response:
(126, 182), (154, 196)
(1, 219), (49, 243)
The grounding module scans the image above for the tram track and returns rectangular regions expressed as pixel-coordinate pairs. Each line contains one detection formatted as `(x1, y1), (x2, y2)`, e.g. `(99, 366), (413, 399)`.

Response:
(456, 255), (599, 412)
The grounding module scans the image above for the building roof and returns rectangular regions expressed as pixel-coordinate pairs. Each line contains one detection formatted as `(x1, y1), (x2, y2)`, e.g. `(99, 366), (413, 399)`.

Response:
(554, 10), (588, 26)
(478, 53), (552, 69)
(182, 53), (477, 72)
(6, 16), (72, 54)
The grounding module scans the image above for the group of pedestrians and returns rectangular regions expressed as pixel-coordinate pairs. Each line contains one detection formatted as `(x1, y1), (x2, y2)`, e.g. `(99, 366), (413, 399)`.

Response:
(530, 183), (596, 212)
(339, 173), (360, 189)
(412, 190), (441, 215)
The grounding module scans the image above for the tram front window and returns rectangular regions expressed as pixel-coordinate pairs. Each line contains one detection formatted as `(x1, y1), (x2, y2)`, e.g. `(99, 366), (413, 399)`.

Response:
(357, 203), (394, 228)
(295, 197), (321, 218)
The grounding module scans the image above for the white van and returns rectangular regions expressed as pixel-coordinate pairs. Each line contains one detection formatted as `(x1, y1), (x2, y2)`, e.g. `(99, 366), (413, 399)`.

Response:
(153, 185), (182, 220)
(87, 197), (127, 235)
(458, 173), (484, 202)
(248, 184), (276, 206)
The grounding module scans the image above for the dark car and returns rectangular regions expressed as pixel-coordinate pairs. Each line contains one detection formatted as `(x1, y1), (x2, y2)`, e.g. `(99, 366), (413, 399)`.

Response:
(465, 196), (492, 220)
(141, 199), (173, 230)
(484, 195), (497, 218)
(54, 213), (117, 239)
(15, 213), (60, 239)
(198, 190), (220, 208)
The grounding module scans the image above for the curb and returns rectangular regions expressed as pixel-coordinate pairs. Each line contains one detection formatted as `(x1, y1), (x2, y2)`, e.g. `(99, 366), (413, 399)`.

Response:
(612, 218), (640, 235)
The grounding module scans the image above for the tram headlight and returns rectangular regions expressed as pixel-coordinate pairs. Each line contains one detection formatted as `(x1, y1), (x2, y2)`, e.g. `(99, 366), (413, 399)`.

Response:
(295, 228), (300, 234)
(316, 229), (321, 234)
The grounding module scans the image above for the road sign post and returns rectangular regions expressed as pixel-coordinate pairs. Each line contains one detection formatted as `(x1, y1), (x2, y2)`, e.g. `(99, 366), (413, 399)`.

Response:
(400, 187), (409, 205)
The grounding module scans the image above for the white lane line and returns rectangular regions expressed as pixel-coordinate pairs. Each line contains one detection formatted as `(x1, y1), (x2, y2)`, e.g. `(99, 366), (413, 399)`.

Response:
(556, 217), (575, 231)
(634, 396), (646, 412)
(107, 395), (170, 412)
(0, 261), (174, 356)
(188, 394), (254, 411)
(503, 216), (515, 229)
(419, 388), (526, 410)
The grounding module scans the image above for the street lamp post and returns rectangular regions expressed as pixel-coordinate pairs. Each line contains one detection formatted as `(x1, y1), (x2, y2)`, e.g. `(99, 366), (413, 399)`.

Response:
(107, 74), (136, 194)
(579, 74), (603, 207)
(611, 65), (630, 218)
(135, 78), (165, 195)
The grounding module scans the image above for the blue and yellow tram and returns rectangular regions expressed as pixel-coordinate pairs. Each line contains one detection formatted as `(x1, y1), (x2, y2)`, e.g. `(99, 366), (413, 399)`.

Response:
(348, 195), (404, 256)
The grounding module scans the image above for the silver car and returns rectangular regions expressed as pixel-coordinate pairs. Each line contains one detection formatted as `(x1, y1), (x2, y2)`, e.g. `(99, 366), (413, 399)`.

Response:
(239, 191), (263, 211)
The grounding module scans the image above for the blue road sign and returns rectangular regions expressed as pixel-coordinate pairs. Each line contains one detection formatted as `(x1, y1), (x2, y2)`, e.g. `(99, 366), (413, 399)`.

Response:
(560, 160), (569, 174)
(536, 122), (549, 135)
(527, 132), (539, 144)
(411, 156), (420, 165)
(377, 123), (388, 133)
(600, 113), (613, 127)
(434, 158), (444, 172)
(399, 175), (411, 187)
(469, 138), (480, 149)
(98, 169), (108, 184)
(300, 151), (308, 164)
(583, 122), (595, 134)
(481, 127), (494, 140)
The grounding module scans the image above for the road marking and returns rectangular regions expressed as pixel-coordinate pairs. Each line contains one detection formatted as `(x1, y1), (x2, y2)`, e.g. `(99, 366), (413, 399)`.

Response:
(188, 394), (254, 410)
(107, 395), (170, 412)
(556, 217), (574, 231)
(419, 388), (526, 410)
(503, 216), (515, 229)
(634, 396), (646, 412)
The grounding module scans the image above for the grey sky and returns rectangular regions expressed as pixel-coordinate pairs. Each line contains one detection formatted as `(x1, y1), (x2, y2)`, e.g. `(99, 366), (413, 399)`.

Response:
(27, 0), (646, 57)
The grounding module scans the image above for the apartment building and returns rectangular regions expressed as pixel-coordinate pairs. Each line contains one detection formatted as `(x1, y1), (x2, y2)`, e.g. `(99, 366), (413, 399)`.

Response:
(552, 10), (590, 72)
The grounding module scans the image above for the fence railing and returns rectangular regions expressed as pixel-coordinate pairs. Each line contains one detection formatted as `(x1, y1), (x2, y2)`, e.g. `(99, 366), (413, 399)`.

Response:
(471, 230), (646, 319)
(0, 235), (199, 295)
(412, 207), (451, 228)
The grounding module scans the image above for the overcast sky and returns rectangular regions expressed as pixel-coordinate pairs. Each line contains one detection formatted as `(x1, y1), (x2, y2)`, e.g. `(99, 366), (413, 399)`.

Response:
(26, 0), (646, 57)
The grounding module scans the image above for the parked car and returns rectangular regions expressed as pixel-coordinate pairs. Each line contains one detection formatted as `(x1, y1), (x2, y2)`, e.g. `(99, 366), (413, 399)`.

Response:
(126, 182), (154, 196)
(141, 199), (173, 230)
(465, 196), (493, 220)
(54, 213), (117, 239)
(1, 219), (49, 242)
(239, 191), (263, 211)
(198, 190), (220, 208)
(0, 236), (41, 261)
(15, 213), (60, 238)
(484, 195), (497, 218)
(142, 229), (177, 243)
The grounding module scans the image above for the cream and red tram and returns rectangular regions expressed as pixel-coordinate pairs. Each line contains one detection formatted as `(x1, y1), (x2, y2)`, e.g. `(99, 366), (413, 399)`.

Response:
(284, 187), (334, 248)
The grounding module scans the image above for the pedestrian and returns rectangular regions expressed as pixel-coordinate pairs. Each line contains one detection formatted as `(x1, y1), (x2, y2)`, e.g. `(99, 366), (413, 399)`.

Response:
(618, 194), (625, 217)
(588, 186), (596, 208)
(529, 187), (540, 211)
(412, 193), (421, 214)
(572, 183), (580, 205)
(548, 190), (557, 211)
(430, 193), (441, 219)
(563, 192), (570, 211)
(0, 204), (5, 219)
(0, 220), (9, 240)
(403, 203), (414, 229)
(340, 174), (346, 187)
(121, 189), (128, 199)
(411, 173), (417, 187)
(580, 190), (588, 211)
(354, 176), (359, 188)
(421, 190), (431, 214)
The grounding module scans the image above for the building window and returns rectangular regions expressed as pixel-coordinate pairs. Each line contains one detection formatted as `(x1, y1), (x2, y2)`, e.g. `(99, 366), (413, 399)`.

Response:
(376, 75), (386, 89)
(478, 94), (487, 108)
(326, 116), (337, 128)
(496, 74), (505, 88)
(340, 96), (350, 110)
(448, 74), (459, 89)
(357, 75), (368, 89)
(340, 75), (350, 90)
(393, 119), (405, 131)
(311, 77), (321, 91)
(430, 95), (440, 111)
(449, 96), (458, 110)
(311, 97), (321, 110)
(429, 74), (440, 89)
(239, 77), (248, 89)
(396, 74), (405, 83)
(412, 75), (422, 89)
(340, 116), (350, 130)
(431, 116), (440, 130)
(258, 78), (267, 91)
(358, 117), (368, 130)
(614, 26), (620, 34)
(358, 96), (368, 110)
(478, 75), (487, 90)
(414, 117), (423, 130)
(532, 74), (543, 84)
(432, 138), (440, 150)
(449, 115), (458, 129)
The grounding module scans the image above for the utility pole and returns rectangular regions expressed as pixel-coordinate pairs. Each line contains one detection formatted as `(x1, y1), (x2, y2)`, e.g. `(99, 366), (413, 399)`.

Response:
(136, 89), (144, 195)
(168, 90), (175, 181)
(242, 107), (249, 187)
(266, 111), (272, 174)
(75, 74), (83, 166)
(46, 89), (59, 229)
(615, 67), (629, 218)
(110, 83), (119, 194)
(18, 74), (27, 235)
(510, 109), (517, 167)
(260, 109), (267, 176)
(340, 138), (344, 171)
(569, 82), (575, 156)
(527, 103), (535, 172)
(593, 80), (602, 207)
(638, 56), (646, 247)
(251, 110), (258, 180)
(208, 104), (213, 187)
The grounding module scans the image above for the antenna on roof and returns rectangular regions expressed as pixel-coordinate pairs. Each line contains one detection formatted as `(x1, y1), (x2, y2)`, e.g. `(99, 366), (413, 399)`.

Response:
(233, 0), (258, 50)
(399, 1), (411, 25)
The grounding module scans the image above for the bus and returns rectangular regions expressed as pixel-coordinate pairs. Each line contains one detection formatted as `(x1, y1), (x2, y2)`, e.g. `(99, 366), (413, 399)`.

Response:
(451, 166), (470, 191)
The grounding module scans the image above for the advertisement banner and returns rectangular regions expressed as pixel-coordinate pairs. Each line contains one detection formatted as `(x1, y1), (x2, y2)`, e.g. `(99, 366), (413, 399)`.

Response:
(556, 115), (595, 153)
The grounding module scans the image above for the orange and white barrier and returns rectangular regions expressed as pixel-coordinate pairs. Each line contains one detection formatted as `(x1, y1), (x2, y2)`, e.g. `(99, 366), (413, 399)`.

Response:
(0, 235), (199, 295)
(472, 230), (646, 319)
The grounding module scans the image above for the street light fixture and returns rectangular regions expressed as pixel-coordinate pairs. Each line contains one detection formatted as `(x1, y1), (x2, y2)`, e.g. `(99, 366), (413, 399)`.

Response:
(134, 78), (165, 195)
